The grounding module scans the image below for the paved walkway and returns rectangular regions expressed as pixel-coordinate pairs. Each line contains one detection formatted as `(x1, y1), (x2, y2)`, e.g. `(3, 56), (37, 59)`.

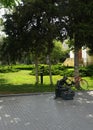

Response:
(0, 91), (93, 130)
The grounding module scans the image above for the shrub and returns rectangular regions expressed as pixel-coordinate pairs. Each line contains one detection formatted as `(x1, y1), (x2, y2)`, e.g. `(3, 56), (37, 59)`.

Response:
(14, 64), (35, 70)
(30, 64), (72, 76)
(1, 64), (93, 77)
(0, 64), (35, 73)
(60, 69), (74, 77)
(0, 66), (18, 73)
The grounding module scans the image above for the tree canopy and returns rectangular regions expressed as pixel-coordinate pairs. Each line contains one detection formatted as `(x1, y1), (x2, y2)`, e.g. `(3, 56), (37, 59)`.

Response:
(1, 0), (66, 83)
(1, 0), (93, 57)
(1, 0), (93, 85)
(0, 0), (20, 8)
(61, 0), (93, 86)
(2, 0), (65, 62)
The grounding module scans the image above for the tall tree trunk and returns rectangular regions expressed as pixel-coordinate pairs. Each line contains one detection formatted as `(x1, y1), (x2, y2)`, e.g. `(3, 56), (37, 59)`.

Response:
(74, 41), (80, 88)
(47, 55), (53, 85)
(34, 54), (39, 84)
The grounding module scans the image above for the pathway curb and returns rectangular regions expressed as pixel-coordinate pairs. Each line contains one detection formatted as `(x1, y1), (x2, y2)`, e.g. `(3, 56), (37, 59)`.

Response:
(0, 92), (54, 97)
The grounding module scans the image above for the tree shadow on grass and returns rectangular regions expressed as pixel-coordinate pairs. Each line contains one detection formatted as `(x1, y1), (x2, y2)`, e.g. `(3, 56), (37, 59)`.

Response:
(0, 83), (55, 94)
(0, 78), (8, 84)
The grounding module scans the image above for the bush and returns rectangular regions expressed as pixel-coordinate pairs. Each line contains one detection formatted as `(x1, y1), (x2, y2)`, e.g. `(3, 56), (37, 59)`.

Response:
(74, 65), (93, 76)
(79, 67), (88, 76)
(30, 64), (72, 76)
(60, 69), (74, 77)
(30, 64), (49, 75)
(0, 66), (18, 73)
(1, 64), (93, 77)
(0, 64), (35, 73)
(13, 64), (35, 70)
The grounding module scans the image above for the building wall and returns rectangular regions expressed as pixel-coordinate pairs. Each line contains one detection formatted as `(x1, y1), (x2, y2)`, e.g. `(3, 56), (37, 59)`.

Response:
(63, 41), (93, 66)
(82, 47), (93, 66)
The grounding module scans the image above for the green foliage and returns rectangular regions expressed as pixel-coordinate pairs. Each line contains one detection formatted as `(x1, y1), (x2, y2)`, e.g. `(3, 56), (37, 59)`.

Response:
(65, 38), (74, 50)
(30, 64), (72, 76)
(1, 0), (64, 64)
(1, 64), (93, 77)
(59, 0), (93, 81)
(0, 0), (20, 8)
(60, 69), (74, 77)
(0, 64), (74, 78)
(62, 0), (93, 49)
(31, 64), (49, 75)
(0, 66), (18, 73)
(79, 65), (93, 76)
(0, 64), (35, 73)
(50, 40), (69, 63)
(13, 64), (35, 70)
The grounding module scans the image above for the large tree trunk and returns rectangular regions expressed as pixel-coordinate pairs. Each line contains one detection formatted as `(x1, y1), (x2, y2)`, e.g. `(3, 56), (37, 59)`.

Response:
(34, 54), (39, 84)
(47, 55), (53, 85)
(74, 41), (80, 88)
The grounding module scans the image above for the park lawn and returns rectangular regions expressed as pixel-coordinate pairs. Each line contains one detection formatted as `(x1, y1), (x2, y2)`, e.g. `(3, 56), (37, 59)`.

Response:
(84, 77), (93, 90)
(0, 70), (61, 94)
(0, 70), (93, 94)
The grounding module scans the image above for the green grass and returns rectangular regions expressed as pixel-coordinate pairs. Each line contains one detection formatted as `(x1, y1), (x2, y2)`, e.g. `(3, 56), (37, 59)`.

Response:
(0, 70), (93, 94)
(0, 70), (61, 94)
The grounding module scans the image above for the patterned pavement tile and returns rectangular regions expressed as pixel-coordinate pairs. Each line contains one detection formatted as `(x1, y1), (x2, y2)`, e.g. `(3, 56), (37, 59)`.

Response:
(0, 91), (93, 130)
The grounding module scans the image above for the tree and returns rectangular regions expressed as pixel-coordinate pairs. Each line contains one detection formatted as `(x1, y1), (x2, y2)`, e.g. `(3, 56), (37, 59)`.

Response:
(58, 0), (93, 87)
(2, 0), (65, 84)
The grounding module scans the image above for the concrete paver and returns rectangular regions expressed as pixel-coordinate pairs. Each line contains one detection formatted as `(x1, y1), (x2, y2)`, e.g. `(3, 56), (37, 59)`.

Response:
(0, 91), (93, 130)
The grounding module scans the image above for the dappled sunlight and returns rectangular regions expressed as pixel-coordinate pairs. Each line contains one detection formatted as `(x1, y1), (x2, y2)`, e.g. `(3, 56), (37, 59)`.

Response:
(13, 117), (21, 124)
(77, 97), (86, 104)
(76, 97), (93, 104)
(0, 97), (34, 128)
(75, 91), (93, 105)
(77, 92), (83, 96)
(5, 114), (11, 118)
(3, 114), (22, 124)
(87, 91), (93, 96)
(0, 92), (92, 129)
(0, 106), (3, 110)
(86, 100), (93, 104)
(0, 111), (32, 126)
(0, 99), (22, 125)
(24, 122), (31, 126)
(0, 100), (3, 103)
(0, 116), (2, 120)
(86, 114), (93, 118)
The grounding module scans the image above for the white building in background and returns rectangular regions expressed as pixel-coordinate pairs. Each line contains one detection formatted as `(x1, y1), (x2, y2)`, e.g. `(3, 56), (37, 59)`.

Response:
(69, 51), (74, 58)
(62, 41), (74, 66)
(82, 47), (87, 66)
(82, 47), (93, 66)
(0, 8), (6, 37)
(63, 40), (93, 66)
